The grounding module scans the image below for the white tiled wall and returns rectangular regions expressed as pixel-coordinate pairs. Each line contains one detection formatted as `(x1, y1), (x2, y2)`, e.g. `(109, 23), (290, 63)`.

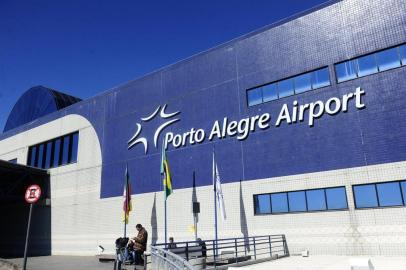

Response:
(1, 115), (405, 256)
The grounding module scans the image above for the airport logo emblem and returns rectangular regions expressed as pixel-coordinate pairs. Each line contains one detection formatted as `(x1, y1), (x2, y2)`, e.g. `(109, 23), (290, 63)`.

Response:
(127, 104), (180, 154)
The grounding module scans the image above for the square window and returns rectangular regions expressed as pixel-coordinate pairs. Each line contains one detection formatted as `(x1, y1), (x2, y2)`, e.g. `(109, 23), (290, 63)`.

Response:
(399, 44), (406, 66)
(294, 73), (312, 94)
(376, 182), (403, 207)
(247, 88), (263, 106)
(326, 187), (348, 210)
(353, 184), (378, 208)
(357, 54), (378, 77)
(288, 191), (306, 212)
(311, 67), (330, 89)
(376, 47), (401, 71)
(271, 193), (289, 213)
(262, 83), (278, 102)
(306, 189), (327, 211)
(278, 79), (294, 98)
(335, 60), (357, 83)
(254, 194), (271, 214)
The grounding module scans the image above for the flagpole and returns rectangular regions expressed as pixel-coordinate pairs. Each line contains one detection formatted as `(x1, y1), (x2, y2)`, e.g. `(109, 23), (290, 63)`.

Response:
(165, 196), (167, 247)
(213, 149), (218, 258)
(124, 222), (127, 238)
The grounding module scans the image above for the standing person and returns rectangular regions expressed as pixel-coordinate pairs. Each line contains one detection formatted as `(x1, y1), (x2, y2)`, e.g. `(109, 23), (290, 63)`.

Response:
(128, 224), (148, 265)
(197, 238), (207, 258)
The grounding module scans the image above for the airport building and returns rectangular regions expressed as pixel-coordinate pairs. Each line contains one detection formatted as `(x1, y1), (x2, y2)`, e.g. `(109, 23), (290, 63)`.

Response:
(1, 0), (406, 257)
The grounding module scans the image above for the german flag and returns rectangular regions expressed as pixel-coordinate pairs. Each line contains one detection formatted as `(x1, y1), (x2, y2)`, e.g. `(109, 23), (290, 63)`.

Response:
(123, 165), (132, 224)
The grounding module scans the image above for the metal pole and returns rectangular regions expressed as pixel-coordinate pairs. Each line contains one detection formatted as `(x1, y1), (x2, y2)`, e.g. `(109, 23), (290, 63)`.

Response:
(213, 149), (218, 258)
(194, 215), (198, 241)
(124, 222), (127, 238)
(23, 203), (33, 270)
(214, 178), (218, 258)
(165, 197), (167, 247)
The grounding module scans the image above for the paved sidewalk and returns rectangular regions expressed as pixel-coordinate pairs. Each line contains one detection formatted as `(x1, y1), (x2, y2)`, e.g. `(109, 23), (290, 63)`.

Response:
(7, 256), (142, 270)
(0, 259), (17, 270)
(244, 255), (406, 270)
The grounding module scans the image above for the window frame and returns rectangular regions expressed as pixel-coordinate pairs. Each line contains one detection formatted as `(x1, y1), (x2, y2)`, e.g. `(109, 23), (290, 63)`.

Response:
(253, 185), (348, 216)
(246, 66), (331, 107)
(26, 131), (79, 169)
(335, 43), (406, 84)
(353, 180), (406, 210)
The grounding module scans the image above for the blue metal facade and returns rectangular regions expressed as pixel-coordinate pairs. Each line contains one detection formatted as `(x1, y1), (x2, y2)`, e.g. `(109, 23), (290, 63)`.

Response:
(1, 0), (406, 199)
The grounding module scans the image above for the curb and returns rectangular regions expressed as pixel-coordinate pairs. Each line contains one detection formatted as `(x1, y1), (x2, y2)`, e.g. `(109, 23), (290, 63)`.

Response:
(0, 259), (18, 270)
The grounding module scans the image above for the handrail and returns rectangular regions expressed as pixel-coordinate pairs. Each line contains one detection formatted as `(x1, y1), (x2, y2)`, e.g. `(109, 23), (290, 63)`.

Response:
(151, 245), (196, 270)
(152, 234), (288, 269)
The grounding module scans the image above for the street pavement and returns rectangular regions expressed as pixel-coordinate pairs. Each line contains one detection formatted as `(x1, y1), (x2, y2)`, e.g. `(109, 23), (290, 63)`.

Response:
(245, 255), (406, 270)
(4, 255), (406, 270)
(6, 256), (145, 270)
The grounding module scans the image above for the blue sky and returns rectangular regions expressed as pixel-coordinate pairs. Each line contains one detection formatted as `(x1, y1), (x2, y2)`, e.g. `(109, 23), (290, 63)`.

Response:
(0, 0), (329, 132)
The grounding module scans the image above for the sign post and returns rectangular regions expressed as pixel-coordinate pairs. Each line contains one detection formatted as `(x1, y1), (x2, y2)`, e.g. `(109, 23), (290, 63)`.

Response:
(23, 185), (42, 270)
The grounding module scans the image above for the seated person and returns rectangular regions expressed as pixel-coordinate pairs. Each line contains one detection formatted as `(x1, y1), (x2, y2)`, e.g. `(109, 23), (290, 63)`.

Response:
(126, 224), (148, 265)
(168, 237), (177, 249)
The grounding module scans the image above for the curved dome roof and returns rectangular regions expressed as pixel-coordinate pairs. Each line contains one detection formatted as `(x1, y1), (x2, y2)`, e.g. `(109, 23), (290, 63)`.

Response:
(4, 86), (81, 132)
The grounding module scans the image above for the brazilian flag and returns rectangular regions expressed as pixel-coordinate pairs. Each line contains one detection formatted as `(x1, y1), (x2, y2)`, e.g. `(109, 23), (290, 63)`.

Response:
(160, 144), (173, 199)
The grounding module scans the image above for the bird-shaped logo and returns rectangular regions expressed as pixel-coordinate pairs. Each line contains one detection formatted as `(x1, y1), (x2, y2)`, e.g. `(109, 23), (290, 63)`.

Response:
(128, 104), (180, 154)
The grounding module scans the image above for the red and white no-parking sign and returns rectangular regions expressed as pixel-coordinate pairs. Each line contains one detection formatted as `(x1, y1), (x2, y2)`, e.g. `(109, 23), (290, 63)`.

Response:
(25, 185), (42, 204)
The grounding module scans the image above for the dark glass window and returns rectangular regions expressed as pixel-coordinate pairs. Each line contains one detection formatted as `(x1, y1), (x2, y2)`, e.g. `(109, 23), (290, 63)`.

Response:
(271, 193), (288, 213)
(376, 47), (401, 71)
(336, 60), (357, 82)
(28, 147), (35, 166)
(37, 144), (45, 168)
(26, 131), (79, 169)
(62, 135), (70, 165)
(71, 133), (79, 163)
(357, 54), (378, 77)
(376, 182), (403, 207)
(306, 189), (326, 211)
(401, 181), (406, 205)
(400, 44), (406, 66)
(8, 158), (17, 164)
(262, 83), (278, 102)
(247, 88), (262, 106)
(311, 67), (330, 89)
(254, 186), (348, 215)
(31, 146), (38, 167)
(326, 187), (348, 210)
(53, 139), (61, 166)
(288, 191), (307, 212)
(45, 141), (53, 169)
(247, 67), (330, 107)
(254, 194), (271, 214)
(278, 79), (294, 98)
(294, 73), (312, 94)
(353, 184), (378, 208)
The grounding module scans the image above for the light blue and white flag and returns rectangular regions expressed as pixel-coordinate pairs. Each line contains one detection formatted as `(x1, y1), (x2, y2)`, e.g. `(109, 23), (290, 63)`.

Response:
(213, 152), (226, 220)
